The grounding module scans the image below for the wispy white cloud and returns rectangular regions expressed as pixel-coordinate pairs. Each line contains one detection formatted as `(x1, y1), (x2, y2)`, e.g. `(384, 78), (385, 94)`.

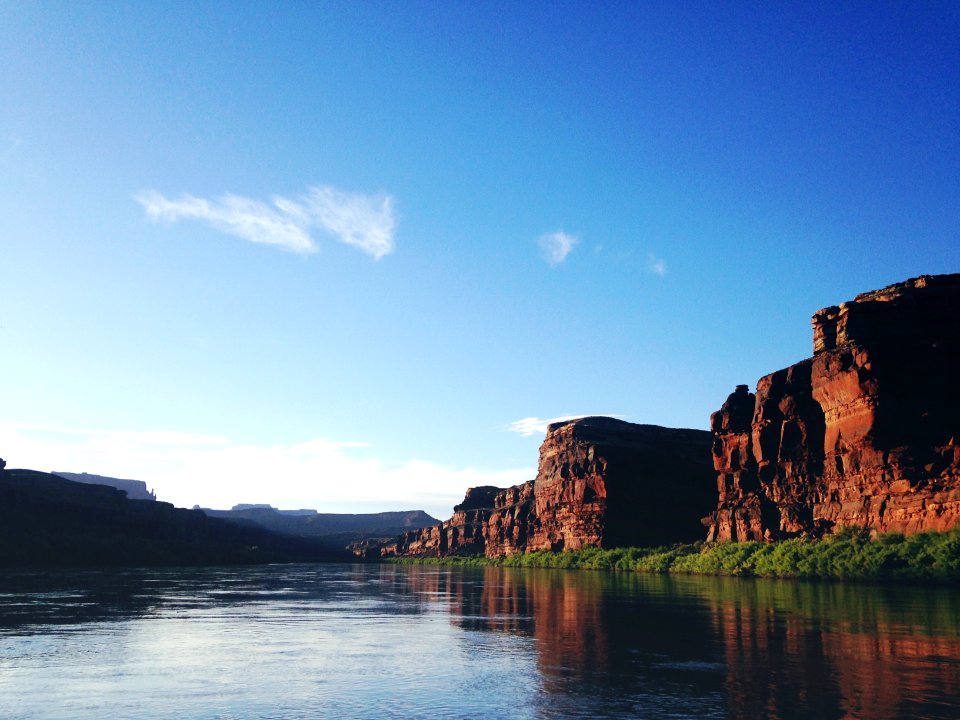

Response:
(648, 253), (667, 276)
(504, 414), (624, 437)
(0, 423), (531, 521)
(301, 186), (395, 259)
(135, 191), (316, 253)
(538, 230), (578, 266)
(135, 184), (396, 259)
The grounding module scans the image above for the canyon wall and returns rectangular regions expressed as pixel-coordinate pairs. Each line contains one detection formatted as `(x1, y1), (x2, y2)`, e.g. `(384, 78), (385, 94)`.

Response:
(380, 417), (715, 558)
(529, 418), (715, 551)
(706, 274), (960, 541)
(379, 272), (960, 555)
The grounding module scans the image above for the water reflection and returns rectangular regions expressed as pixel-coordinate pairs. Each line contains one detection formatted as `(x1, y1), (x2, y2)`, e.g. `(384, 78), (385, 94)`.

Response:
(701, 579), (960, 720)
(400, 567), (960, 720)
(1, 564), (959, 719)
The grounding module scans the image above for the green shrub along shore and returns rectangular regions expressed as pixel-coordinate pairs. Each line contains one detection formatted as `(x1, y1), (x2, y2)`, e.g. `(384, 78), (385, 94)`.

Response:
(388, 527), (960, 583)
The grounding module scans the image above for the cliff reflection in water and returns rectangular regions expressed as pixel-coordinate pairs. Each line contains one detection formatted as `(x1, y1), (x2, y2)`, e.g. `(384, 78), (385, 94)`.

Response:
(702, 578), (960, 720)
(402, 566), (960, 720)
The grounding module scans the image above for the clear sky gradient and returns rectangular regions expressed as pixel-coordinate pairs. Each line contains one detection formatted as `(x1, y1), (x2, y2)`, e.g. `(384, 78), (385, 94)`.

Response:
(2, 2), (958, 519)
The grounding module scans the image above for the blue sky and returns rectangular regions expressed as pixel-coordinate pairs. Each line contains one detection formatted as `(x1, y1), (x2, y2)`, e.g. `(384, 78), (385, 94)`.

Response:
(2, 2), (958, 519)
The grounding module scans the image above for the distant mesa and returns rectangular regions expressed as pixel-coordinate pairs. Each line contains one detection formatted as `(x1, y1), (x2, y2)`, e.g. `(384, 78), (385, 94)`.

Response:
(53, 471), (157, 502)
(230, 504), (317, 516)
(200, 505), (441, 545)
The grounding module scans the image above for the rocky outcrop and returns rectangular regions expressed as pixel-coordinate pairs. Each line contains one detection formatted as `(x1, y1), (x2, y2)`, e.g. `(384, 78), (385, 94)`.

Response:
(378, 481), (535, 558)
(380, 417), (715, 558)
(706, 274), (960, 541)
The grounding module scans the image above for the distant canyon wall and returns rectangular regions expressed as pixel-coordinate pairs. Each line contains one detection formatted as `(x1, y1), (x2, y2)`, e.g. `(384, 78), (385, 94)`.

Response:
(706, 273), (960, 541)
(379, 417), (715, 558)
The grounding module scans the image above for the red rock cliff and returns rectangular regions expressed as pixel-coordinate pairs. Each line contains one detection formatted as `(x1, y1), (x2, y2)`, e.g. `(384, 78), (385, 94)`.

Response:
(706, 273), (960, 541)
(527, 417), (715, 551)
(381, 417), (714, 557)
(380, 482), (533, 558)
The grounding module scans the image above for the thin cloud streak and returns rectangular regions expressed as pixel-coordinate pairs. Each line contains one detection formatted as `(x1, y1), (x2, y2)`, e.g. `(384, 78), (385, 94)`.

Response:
(135, 184), (396, 259)
(505, 414), (625, 437)
(538, 231), (578, 266)
(302, 186), (395, 260)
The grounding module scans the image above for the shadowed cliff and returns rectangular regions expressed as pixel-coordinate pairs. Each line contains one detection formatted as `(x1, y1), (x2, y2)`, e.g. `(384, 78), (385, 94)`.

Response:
(0, 468), (350, 567)
(201, 505), (440, 545)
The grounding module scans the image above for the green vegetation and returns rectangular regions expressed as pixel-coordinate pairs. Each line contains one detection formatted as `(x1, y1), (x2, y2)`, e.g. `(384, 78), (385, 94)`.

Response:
(388, 527), (960, 584)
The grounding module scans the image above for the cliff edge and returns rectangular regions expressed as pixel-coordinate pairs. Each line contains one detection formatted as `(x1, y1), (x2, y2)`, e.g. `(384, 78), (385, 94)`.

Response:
(706, 273), (960, 541)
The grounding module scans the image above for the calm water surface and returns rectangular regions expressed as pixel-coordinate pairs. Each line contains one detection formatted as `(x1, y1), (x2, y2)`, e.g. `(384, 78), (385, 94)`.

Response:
(1, 563), (959, 719)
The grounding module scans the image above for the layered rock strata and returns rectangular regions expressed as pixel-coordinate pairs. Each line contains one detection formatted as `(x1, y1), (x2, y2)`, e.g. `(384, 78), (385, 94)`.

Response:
(381, 417), (715, 558)
(706, 274), (960, 541)
(529, 418), (715, 551)
(381, 482), (534, 558)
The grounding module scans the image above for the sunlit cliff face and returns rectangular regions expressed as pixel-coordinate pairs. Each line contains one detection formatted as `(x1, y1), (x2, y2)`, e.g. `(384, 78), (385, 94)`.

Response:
(384, 418), (715, 559)
(707, 274), (960, 542)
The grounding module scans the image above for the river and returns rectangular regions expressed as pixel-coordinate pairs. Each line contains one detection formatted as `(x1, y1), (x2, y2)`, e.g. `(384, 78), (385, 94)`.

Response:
(1, 563), (958, 719)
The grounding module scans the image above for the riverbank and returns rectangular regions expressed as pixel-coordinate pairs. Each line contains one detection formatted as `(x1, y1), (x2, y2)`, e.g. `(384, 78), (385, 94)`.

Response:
(387, 527), (960, 583)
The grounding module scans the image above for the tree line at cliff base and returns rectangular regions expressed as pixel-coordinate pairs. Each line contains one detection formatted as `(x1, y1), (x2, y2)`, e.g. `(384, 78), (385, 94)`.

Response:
(390, 526), (960, 584)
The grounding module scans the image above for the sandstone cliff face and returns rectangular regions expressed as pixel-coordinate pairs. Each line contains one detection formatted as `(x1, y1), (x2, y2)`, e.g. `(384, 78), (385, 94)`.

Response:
(706, 274), (960, 541)
(380, 482), (533, 558)
(528, 417), (715, 551)
(382, 417), (715, 558)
